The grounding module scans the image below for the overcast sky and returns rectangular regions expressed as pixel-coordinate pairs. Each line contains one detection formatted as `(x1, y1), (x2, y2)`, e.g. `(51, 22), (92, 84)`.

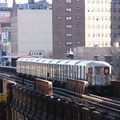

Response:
(8, 0), (52, 7)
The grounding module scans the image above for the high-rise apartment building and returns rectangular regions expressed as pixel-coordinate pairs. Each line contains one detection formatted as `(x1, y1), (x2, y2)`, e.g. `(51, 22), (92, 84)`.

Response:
(53, 0), (112, 59)
(111, 0), (120, 47)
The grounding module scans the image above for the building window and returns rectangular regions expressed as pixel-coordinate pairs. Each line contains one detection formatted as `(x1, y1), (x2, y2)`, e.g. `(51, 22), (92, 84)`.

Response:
(113, 17), (116, 21)
(58, 41), (61, 45)
(76, 16), (80, 19)
(57, 33), (61, 36)
(96, 8), (100, 12)
(113, 0), (116, 4)
(91, 16), (95, 20)
(118, 33), (120, 37)
(104, 56), (112, 63)
(87, 41), (90, 45)
(66, 33), (72, 37)
(76, 41), (80, 44)
(66, 16), (72, 20)
(76, 7), (80, 10)
(76, 24), (80, 27)
(96, 16), (100, 21)
(118, 9), (120, 13)
(118, 17), (120, 21)
(87, 16), (90, 20)
(57, 25), (61, 28)
(96, 25), (100, 28)
(87, 25), (90, 28)
(66, 8), (72, 12)
(66, 24), (72, 28)
(94, 56), (99, 61)
(57, 8), (61, 11)
(66, 42), (72, 46)
(113, 33), (116, 37)
(96, 33), (100, 37)
(113, 8), (116, 12)
(76, 33), (80, 36)
(113, 25), (116, 29)
(88, 33), (90, 37)
(58, 16), (61, 19)
(58, 50), (62, 53)
(87, 0), (90, 3)
(92, 33), (95, 37)
(66, 0), (72, 3)
(118, 25), (120, 29)
(96, 0), (100, 3)
(118, 0), (120, 4)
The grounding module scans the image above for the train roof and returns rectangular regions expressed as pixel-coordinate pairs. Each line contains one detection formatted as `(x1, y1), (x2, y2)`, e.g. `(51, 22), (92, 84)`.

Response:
(17, 58), (29, 61)
(49, 59), (61, 64)
(57, 60), (70, 65)
(76, 60), (111, 67)
(36, 58), (46, 63)
(25, 58), (40, 62)
(17, 58), (111, 67)
(42, 59), (53, 64)
(66, 60), (82, 65)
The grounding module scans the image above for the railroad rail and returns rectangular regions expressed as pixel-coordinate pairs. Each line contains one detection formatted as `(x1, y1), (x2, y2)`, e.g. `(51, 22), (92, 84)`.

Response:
(0, 72), (120, 112)
(0, 68), (120, 119)
(6, 83), (120, 120)
(53, 87), (120, 116)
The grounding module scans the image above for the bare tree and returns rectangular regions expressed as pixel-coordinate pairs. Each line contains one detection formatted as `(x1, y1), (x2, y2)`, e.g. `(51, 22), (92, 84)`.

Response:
(108, 48), (120, 79)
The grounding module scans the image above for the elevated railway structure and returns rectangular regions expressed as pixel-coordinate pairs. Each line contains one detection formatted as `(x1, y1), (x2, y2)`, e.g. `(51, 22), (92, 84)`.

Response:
(0, 66), (120, 119)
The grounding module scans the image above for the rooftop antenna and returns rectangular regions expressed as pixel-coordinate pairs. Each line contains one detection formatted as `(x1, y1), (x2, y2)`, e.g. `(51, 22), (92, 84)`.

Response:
(65, 48), (74, 59)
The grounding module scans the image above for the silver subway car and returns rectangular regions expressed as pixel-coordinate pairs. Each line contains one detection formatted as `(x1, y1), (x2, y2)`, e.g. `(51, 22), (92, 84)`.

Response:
(17, 58), (111, 93)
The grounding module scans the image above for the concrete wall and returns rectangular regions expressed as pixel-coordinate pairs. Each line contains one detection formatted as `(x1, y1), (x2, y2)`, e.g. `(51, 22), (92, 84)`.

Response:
(73, 47), (120, 61)
(11, 9), (52, 58)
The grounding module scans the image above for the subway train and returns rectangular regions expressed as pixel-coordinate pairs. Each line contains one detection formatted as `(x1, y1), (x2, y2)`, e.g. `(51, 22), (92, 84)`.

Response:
(16, 58), (112, 94)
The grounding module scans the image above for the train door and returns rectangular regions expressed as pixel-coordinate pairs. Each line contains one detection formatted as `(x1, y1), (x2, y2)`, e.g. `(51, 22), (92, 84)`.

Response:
(69, 65), (72, 78)
(50, 64), (53, 78)
(58, 65), (60, 80)
(94, 67), (103, 85)
(59, 65), (62, 80)
(87, 67), (94, 85)
(104, 67), (110, 85)
(77, 66), (85, 80)
(77, 66), (81, 79)
(81, 66), (85, 79)
(61, 65), (64, 80)
(55, 64), (58, 80)
(64, 65), (67, 80)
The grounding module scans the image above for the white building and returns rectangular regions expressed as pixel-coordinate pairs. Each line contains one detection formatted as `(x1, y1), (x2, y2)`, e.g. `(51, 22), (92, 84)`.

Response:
(11, 9), (52, 58)
(85, 0), (111, 47)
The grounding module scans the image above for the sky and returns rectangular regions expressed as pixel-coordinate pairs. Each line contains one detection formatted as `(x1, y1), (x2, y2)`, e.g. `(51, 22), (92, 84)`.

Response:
(7, 0), (52, 7)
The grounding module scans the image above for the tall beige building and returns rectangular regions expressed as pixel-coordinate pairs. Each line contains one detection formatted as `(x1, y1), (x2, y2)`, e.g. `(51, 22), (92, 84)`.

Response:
(85, 0), (111, 47)
(11, 9), (52, 57)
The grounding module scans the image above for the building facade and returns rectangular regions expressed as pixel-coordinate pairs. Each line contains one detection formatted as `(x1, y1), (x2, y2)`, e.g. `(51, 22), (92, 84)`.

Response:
(73, 47), (113, 62)
(0, 6), (11, 62)
(53, 0), (85, 59)
(14, 0), (51, 10)
(111, 0), (120, 46)
(11, 9), (52, 58)
(52, 0), (113, 59)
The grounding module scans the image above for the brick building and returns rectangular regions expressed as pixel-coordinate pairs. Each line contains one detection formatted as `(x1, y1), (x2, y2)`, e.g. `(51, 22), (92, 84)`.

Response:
(52, 0), (113, 59)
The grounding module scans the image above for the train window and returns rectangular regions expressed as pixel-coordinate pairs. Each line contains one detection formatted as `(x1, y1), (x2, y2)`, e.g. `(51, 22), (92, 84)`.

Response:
(80, 66), (82, 79)
(95, 67), (101, 74)
(104, 67), (109, 75)
(88, 67), (93, 74)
